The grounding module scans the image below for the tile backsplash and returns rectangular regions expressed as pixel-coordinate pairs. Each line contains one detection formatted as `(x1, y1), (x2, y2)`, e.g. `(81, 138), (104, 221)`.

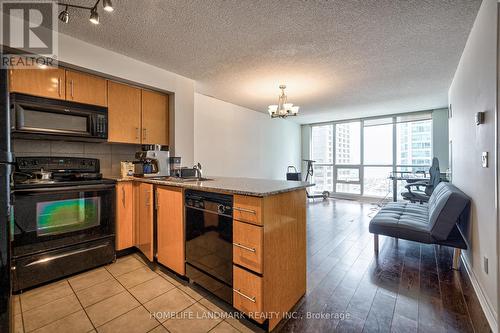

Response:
(12, 139), (139, 178)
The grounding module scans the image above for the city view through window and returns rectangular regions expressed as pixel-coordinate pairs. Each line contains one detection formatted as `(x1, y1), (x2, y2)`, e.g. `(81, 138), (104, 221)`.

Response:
(310, 115), (432, 198)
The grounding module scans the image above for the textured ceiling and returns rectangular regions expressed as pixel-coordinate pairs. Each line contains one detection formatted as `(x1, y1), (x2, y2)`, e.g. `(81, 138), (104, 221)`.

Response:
(59, 0), (481, 123)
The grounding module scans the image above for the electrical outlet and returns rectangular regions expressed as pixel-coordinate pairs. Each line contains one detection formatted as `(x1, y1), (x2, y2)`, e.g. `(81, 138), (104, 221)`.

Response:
(484, 257), (489, 274)
(482, 152), (488, 168)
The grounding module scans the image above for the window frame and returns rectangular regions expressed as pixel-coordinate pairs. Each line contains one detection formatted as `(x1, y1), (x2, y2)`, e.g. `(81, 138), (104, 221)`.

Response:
(308, 111), (433, 200)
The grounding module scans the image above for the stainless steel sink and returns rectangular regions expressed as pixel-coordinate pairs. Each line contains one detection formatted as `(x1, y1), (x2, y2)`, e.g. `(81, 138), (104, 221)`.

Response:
(146, 176), (214, 182)
(180, 177), (214, 182)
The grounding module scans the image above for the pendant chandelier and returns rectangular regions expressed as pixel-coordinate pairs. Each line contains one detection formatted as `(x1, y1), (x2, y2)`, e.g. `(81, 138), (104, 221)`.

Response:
(268, 85), (299, 118)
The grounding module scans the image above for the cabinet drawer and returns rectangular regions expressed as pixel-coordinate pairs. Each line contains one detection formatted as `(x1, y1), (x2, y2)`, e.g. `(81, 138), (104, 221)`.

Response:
(233, 195), (262, 225)
(233, 266), (264, 322)
(233, 221), (263, 274)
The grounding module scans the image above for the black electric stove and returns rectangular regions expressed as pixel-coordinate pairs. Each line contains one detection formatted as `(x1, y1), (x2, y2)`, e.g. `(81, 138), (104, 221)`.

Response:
(11, 156), (116, 292)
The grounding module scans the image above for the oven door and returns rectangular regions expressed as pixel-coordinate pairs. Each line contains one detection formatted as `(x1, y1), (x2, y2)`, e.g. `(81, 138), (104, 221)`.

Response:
(12, 183), (115, 258)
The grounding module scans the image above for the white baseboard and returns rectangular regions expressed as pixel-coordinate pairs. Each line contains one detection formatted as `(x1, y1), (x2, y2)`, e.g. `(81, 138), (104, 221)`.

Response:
(460, 254), (498, 332)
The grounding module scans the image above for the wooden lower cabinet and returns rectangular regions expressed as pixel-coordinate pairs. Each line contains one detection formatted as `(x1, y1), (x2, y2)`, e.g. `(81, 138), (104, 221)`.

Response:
(115, 182), (134, 250)
(135, 182), (154, 261)
(233, 266), (264, 323)
(156, 186), (185, 275)
(233, 195), (263, 226)
(232, 190), (307, 331)
(233, 221), (263, 273)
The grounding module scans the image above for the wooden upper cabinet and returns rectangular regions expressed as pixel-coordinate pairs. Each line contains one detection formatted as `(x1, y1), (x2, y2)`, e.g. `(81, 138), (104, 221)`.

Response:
(9, 67), (65, 100)
(116, 182), (134, 251)
(156, 186), (185, 275)
(141, 90), (169, 145)
(65, 70), (107, 106)
(107, 81), (142, 144)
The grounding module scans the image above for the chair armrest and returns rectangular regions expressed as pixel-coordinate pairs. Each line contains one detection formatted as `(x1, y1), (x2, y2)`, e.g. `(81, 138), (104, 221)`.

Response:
(405, 181), (429, 189)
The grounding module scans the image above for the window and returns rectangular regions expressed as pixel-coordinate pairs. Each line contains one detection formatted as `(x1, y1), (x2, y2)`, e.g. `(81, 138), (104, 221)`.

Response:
(364, 120), (393, 165)
(311, 125), (333, 164)
(397, 119), (432, 166)
(335, 122), (360, 165)
(309, 112), (433, 199)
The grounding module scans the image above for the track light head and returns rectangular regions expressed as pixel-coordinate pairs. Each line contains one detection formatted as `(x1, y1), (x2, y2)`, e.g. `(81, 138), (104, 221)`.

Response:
(89, 7), (99, 24)
(103, 0), (114, 12)
(58, 6), (69, 23)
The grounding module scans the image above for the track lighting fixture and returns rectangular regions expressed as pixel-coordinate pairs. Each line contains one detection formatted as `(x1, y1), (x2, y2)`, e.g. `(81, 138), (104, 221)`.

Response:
(58, 0), (114, 26)
(103, 0), (114, 12)
(58, 5), (69, 24)
(89, 7), (99, 24)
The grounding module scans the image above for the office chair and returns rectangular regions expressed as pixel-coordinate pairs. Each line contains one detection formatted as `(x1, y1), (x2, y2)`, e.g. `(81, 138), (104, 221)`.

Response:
(401, 157), (440, 203)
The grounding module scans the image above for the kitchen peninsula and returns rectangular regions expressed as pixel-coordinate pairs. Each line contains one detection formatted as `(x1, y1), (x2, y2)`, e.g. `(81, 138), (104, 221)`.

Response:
(115, 176), (311, 331)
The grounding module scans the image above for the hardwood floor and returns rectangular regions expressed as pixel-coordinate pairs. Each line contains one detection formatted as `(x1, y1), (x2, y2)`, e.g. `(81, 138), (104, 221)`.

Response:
(276, 198), (491, 333)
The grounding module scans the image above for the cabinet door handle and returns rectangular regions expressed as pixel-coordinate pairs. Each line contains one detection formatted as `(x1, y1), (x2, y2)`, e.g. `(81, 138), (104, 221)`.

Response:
(145, 190), (150, 206)
(155, 192), (160, 209)
(233, 207), (256, 214)
(122, 187), (125, 207)
(58, 77), (62, 96)
(143, 128), (147, 141)
(70, 79), (74, 98)
(233, 243), (256, 253)
(135, 127), (139, 140)
(233, 289), (256, 303)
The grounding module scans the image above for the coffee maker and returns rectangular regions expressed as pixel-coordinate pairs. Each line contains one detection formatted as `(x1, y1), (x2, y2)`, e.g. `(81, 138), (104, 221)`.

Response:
(134, 145), (170, 178)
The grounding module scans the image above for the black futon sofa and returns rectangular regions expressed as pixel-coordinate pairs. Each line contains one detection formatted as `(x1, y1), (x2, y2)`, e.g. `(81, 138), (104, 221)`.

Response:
(369, 182), (471, 269)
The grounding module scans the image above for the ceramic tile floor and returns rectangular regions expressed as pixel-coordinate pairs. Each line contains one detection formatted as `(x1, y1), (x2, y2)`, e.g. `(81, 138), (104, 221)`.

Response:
(13, 253), (264, 333)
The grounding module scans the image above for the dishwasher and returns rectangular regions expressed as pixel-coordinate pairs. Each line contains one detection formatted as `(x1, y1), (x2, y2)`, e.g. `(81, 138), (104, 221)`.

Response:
(185, 190), (233, 304)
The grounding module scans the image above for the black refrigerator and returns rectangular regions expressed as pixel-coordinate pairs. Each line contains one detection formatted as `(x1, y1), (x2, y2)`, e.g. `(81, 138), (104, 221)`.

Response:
(0, 59), (13, 332)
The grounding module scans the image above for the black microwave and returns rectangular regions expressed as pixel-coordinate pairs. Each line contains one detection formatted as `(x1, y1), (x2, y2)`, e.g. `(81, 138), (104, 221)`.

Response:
(10, 93), (108, 142)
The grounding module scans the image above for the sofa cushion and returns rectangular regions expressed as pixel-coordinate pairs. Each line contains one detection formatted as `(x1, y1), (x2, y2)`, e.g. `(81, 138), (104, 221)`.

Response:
(428, 183), (470, 241)
(369, 202), (433, 243)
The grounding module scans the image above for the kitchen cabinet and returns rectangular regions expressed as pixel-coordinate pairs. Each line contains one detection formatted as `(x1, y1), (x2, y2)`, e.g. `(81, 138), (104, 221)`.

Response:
(107, 81), (142, 144)
(233, 265), (263, 319)
(135, 182), (154, 261)
(9, 67), (66, 100)
(233, 195), (263, 226)
(65, 70), (107, 106)
(115, 182), (134, 251)
(156, 186), (185, 275)
(141, 90), (169, 145)
(232, 190), (306, 330)
(233, 220), (263, 273)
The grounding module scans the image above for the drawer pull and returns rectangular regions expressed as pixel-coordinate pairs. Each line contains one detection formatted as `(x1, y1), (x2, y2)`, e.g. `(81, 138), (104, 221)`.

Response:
(233, 288), (256, 303)
(233, 207), (256, 214)
(233, 242), (256, 253)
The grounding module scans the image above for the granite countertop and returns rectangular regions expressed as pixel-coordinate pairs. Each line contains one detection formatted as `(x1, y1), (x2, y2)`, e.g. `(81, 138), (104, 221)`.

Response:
(115, 176), (313, 197)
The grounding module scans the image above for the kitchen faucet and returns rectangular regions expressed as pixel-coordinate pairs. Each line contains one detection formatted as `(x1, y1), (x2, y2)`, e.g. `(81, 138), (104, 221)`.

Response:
(193, 163), (203, 180)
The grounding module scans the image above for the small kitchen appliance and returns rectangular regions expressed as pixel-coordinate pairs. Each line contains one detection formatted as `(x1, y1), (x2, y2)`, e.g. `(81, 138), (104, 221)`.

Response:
(10, 93), (108, 142)
(134, 145), (170, 178)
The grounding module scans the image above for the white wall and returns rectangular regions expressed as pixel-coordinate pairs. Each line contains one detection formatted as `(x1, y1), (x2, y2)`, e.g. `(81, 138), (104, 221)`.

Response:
(448, 0), (498, 330)
(56, 33), (196, 165)
(194, 93), (301, 179)
(432, 108), (450, 171)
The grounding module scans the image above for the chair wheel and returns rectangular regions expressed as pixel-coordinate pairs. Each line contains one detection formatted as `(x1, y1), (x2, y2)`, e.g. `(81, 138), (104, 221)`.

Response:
(322, 191), (330, 200)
